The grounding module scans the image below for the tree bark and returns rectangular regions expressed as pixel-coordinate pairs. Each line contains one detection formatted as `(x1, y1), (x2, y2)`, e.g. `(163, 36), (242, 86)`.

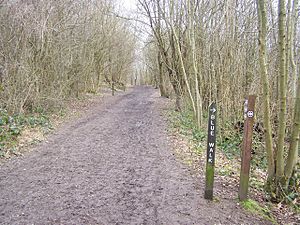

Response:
(276, 0), (287, 189)
(284, 67), (300, 183)
(188, 0), (202, 128)
(256, 0), (275, 182)
(156, 0), (167, 97)
(290, 0), (299, 98)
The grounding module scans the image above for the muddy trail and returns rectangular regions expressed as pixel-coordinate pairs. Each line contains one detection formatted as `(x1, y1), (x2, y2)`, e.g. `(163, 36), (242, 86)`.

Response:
(0, 86), (271, 225)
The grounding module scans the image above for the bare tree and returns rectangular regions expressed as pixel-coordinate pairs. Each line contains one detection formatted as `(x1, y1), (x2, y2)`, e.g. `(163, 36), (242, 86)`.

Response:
(0, 0), (136, 113)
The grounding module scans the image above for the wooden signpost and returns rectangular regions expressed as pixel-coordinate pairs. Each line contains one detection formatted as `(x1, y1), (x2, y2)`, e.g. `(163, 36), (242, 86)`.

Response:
(239, 95), (256, 201)
(205, 103), (217, 200)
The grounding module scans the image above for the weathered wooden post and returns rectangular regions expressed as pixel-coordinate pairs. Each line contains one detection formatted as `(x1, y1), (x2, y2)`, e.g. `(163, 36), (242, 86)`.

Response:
(239, 95), (256, 201)
(204, 103), (217, 200)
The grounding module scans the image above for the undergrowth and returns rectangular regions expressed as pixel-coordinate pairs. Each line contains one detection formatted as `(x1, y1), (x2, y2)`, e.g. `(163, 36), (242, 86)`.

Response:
(167, 108), (282, 221)
(0, 108), (52, 157)
(168, 109), (206, 154)
(168, 108), (267, 170)
(168, 107), (300, 221)
(218, 121), (268, 170)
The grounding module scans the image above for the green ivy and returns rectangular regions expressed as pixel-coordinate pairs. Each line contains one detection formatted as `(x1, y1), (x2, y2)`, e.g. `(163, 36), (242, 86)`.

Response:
(0, 108), (52, 157)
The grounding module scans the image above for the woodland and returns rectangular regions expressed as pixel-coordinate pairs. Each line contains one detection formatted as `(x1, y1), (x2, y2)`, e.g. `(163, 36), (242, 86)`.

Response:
(137, 0), (299, 208)
(0, 0), (299, 218)
(0, 0), (135, 154)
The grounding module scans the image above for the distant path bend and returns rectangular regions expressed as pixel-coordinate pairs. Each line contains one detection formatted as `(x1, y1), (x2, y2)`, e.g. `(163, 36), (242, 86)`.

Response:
(0, 86), (270, 225)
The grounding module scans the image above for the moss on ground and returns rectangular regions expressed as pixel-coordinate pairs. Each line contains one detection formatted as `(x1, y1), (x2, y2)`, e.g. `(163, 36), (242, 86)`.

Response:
(241, 199), (277, 224)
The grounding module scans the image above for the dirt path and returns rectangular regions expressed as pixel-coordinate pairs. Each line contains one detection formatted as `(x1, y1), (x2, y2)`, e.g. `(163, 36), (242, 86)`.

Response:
(0, 86), (271, 225)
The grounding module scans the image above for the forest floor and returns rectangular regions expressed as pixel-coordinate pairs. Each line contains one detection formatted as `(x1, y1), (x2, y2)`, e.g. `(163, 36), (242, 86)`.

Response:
(0, 86), (276, 224)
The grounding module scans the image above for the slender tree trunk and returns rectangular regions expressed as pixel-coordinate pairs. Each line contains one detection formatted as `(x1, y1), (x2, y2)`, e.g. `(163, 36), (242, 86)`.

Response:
(285, 0), (292, 87)
(164, 0), (194, 114)
(168, 0), (196, 116)
(156, 0), (167, 97)
(276, 0), (287, 189)
(188, 0), (202, 127)
(256, 0), (275, 182)
(290, 0), (299, 98)
(284, 0), (299, 184)
(284, 68), (300, 183)
(139, 0), (181, 109)
(172, 28), (196, 116)
(157, 52), (166, 96)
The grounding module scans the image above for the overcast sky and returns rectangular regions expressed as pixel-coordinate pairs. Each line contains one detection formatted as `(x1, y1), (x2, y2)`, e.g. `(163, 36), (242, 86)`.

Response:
(119, 0), (137, 11)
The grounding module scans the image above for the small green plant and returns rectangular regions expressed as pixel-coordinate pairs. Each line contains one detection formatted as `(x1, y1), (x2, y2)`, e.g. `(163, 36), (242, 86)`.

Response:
(218, 123), (242, 160)
(168, 109), (206, 142)
(0, 108), (52, 157)
(217, 121), (268, 171)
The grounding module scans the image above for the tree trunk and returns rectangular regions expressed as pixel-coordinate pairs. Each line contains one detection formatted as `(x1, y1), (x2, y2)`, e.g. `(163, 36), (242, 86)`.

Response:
(256, 0), (275, 182)
(188, 0), (202, 128)
(284, 0), (299, 185)
(156, 0), (167, 98)
(290, 0), (299, 98)
(284, 68), (300, 183)
(276, 0), (287, 191)
(158, 53), (167, 97)
(169, 21), (196, 116)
